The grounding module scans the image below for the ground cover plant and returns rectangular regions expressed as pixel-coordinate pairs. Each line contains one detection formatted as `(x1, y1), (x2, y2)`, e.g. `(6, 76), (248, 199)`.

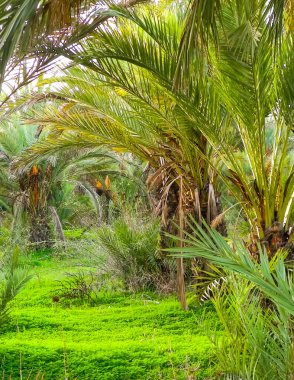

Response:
(0, 251), (215, 379)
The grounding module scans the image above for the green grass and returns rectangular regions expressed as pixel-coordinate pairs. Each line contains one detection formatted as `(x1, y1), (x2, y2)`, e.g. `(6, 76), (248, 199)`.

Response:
(0, 253), (216, 379)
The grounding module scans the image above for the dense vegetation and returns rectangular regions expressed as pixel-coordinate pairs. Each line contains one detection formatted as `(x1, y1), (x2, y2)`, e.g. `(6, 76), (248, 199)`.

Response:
(0, 0), (293, 379)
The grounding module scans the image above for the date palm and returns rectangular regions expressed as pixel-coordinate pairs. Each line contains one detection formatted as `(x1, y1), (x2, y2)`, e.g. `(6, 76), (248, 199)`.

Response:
(176, 0), (294, 256)
(36, 0), (293, 251)
(0, 117), (119, 248)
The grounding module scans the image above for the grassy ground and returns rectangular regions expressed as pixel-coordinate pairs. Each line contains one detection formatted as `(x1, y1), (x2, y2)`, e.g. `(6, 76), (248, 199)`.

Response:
(0, 252), (216, 379)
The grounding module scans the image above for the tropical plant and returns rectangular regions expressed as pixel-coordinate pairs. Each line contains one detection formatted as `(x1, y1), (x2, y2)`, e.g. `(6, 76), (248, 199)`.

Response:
(0, 248), (31, 325)
(0, 117), (120, 247)
(176, 0), (294, 256)
(208, 273), (293, 379)
(4, 0), (293, 304)
(171, 220), (294, 314)
(170, 220), (294, 378)
(96, 214), (175, 292)
(13, 4), (226, 307)
(66, 0), (293, 257)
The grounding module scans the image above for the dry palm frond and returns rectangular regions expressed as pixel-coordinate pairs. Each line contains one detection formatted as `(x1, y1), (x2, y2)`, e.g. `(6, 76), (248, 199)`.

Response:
(210, 203), (241, 229)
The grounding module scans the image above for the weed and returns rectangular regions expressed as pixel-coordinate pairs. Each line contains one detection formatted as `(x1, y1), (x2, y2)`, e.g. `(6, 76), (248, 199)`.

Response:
(53, 271), (95, 304)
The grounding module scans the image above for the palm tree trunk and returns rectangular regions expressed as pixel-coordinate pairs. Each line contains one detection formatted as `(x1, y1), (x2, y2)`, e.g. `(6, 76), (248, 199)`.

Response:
(177, 177), (187, 310)
(29, 212), (52, 249)
(177, 257), (187, 310)
(50, 206), (65, 245)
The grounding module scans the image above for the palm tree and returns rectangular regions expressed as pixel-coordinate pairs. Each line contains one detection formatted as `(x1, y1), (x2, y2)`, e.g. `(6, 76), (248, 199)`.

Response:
(15, 4), (226, 306)
(63, 0), (292, 257)
(176, 0), (294, 257)
(0, 116), (120, 248)
(36, 1), (293, 249)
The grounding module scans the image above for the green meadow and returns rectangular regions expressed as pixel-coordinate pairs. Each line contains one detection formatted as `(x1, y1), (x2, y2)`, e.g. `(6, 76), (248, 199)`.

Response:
(0, 254), (215, 379)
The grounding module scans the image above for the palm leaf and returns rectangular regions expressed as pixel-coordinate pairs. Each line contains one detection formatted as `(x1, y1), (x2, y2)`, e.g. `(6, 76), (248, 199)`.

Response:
(169, 220), (294, 315)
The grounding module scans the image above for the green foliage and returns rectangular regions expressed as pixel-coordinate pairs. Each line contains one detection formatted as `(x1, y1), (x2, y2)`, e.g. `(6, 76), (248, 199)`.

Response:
(0, 119), (126, 246)
(0, 0), (293, 377)
(54, 270), (96, 305)
(17, 5), (222, 232)
(171, 220), (294, 315)
(0, 0), (145, 101)
(0, 248), (31, 325)
(63, 228), (86, 240)
(210, 275), (294, 379)
(171, 221), (294, 378)
(96, 215), (175, 292)
(22, 0), (293, 247)
(0, 227), (11, 247)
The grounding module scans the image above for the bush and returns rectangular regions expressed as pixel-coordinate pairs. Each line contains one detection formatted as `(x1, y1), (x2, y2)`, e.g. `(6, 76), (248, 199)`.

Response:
(96, 216), (176, 292)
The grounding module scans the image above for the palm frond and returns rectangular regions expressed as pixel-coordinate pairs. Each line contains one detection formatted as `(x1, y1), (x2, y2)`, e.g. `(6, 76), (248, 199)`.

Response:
(169, 220), (294, 315)
(0, 0), (146, 99)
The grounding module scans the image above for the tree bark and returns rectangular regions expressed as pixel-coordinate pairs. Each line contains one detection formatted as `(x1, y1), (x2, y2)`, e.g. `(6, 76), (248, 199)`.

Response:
(29, 212), (52, 249)
(50, 206), (65, 244)
(177, 177), (187, 310)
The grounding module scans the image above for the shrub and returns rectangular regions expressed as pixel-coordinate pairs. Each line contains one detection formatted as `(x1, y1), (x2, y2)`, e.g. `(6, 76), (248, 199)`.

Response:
(53, 271), (96, 305)
(96, 216), (175, 292)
